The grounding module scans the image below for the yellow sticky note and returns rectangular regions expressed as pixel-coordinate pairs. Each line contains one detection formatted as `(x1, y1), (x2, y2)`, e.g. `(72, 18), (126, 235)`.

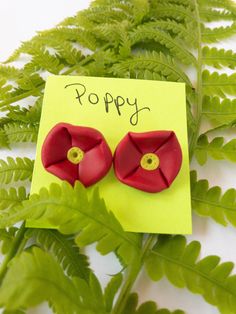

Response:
(27, 75), (192, 234)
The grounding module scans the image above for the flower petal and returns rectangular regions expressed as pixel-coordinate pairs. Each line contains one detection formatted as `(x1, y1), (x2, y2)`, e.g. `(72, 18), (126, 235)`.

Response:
(41, 124), (72, 167)
(155, 132), (182, 185)
(46, 160), (78, 185)
(65, 124), (103, 152)
(114, 133), (142, 180)
(79, 141), (113, 186)
(129, 131), (173, 154)
(121, 167), (168, 193)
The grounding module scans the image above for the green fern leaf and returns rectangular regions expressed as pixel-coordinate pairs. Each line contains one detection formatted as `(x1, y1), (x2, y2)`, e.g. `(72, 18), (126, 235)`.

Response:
(6, 98), (42, 124)
(202, 23), (236, 43)
(199, 8), (234, 21)
(0, 247), (106, 314)
(112, 51), (192, 85)
(104, 273), (123, 312)
(0, 227), (18, 254)
(202, 46), (236, 69)
(149, 3), (195, 22)
(198, 0), (236, 14)
(144, 20), (197, 47)
(202, 70), (236, 98)
(202, 96), (236, 125)
(0, 66), (21, 80)
(191, 170), (236, 226)
(131, 25), (196, 65)
(0, 182), (141, 265)
(195, 134), (236, 164)
(145, 235), (236, 314)
(0, 130), (9, 148)
(2, 122), (38, 145)
(0, 157), (34, 184)
(122, 293), (185, 314)
(27, 228), (90, 280)
(0, 187), (27, 211)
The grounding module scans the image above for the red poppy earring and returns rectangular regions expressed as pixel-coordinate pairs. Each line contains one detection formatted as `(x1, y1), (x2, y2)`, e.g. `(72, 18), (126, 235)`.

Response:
(41, 123), (113, 187)
(113, 131), (182, 193)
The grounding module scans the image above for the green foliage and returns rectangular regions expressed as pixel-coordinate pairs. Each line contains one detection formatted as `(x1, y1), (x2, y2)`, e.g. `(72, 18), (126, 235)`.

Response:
(0, 122), (38, 147)
(195, 134), (236, 165)
(191, 170), (236, 226)
(0, 157), (34, 184)
(202, 46), (236, 69)
(0, 182), (142, 265)
(131, 25), (196, 65)
(145, 235), (236, 314)
(0, 227), (18, 254)
(122, 293), (185, 314)
(202, 70), (236, 98)
(0, 0), (236, 313)
(112, 51), (192, 85)
(27, 228), (90, 280)
(0, 187), (27, 211)
(202, 96), (236, 126)
(0, 247), (107, 314)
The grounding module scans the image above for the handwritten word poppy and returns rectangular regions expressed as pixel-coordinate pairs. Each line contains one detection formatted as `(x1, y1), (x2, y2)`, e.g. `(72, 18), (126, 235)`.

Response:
(41, 123), (112, 187)
(114, 131), (182, 193)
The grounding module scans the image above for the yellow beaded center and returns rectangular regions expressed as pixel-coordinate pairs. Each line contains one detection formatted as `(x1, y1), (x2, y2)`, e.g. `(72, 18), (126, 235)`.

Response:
(140, 153), (159, 171)
(67, 147), (84, 164)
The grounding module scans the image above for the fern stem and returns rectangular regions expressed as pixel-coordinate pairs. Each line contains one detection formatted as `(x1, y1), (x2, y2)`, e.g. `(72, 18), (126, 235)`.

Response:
(0, 44), (111, 109)
(0, 222), (26, 284)
(112, 234), (156, 314)
(189, 0), (203, 161)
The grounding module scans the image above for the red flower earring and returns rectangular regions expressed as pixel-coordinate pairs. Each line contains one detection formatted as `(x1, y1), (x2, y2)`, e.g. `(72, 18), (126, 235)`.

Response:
(41, 123), (113, 187)
(113, 131), (182, 193)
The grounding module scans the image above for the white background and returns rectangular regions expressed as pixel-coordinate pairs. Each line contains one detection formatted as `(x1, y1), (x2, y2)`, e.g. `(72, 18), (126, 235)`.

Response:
(0, 1), (236, 314)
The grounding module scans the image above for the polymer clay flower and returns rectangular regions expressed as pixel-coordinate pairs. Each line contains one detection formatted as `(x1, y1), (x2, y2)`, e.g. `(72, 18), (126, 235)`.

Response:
(114, 131), (182, 193)
(41, 123), (112, 187)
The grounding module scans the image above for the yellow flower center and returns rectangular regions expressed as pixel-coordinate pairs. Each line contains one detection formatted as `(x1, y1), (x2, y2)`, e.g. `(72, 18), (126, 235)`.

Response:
(140, 153), (159, 171)
(67, 147), (84, 164)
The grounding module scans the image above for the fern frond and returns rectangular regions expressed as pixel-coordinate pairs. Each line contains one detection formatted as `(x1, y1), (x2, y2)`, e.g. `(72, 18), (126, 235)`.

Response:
(0, 157), (34, 184)
(195, 134), (236, 165)
(145, 235), (236, 314)
(144, 20), (197, 47)
(2, 122), (38, 145)
(202, 23), (236, 43)
(112, 51), (192, 85)
(202, 96), (236, 125)
(198, 0), (236, 14)
(131, 25), (196, 65)
(0, 182), (142, 265)
(191, 170), (236, 226)
(199, 8), (234, 22)
(0, 227), (18, 255)
(0, 66), (21, 80)
(104, 273), (123, 312)
(6, 98), (42, 124)
(122, 293), (185, 314)
(0, 130), (9, 148)
(27, 228), (90, 280)
(0, 187), (27, 211)
(202, 46), (236, 69)
(202, 70), (236, 98)
(149, 3), (195, 22)
(0, 247), (106, 314)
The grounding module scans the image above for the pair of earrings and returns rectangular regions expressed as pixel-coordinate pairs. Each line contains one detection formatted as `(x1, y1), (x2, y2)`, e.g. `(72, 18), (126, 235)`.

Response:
(41, 123), (182, 193)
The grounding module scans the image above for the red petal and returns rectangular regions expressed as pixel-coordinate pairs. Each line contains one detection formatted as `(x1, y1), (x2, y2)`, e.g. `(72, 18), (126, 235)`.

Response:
(155, 132), (182, 185)
(121, 167), (168, 193)
(114, 133), (142, 180)
(46, 160), (78, 185)
(129, 131), (173, 154)
(41, 124), (72, 167)
(79, 141), (113, 186)
(65, 124), (103, 152)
